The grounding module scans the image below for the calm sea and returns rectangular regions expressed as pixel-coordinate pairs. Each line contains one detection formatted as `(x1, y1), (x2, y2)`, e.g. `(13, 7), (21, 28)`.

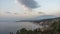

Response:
(0, 21), (40, 34)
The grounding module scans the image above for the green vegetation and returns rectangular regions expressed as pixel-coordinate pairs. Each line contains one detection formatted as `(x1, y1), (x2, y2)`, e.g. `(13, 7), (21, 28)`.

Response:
(10, 20), (60, 34)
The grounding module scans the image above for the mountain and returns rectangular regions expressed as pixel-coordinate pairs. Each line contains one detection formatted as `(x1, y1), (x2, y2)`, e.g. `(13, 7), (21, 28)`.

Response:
(28, 15), (57, 20)
(16, 15), (57, 22)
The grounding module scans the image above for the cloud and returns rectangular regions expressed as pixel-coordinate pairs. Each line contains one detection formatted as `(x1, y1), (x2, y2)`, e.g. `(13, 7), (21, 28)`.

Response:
(18, 0), (39, 9)
(15, 0), (18, 3)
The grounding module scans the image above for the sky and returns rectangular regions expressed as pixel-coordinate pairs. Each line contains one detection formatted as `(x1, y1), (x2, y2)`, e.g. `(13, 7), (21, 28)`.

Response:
(0, 0), (60, 18)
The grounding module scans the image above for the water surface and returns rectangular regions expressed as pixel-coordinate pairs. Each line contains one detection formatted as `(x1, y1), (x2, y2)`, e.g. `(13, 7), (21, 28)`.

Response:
(0, 21), (40, 34)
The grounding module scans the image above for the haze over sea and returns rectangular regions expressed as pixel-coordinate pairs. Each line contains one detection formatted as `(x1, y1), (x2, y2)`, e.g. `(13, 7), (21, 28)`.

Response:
(0, 17), (40, 34)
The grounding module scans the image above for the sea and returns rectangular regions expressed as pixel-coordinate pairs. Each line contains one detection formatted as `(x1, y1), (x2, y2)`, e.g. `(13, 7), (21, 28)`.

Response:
(0, 19), (40, 34)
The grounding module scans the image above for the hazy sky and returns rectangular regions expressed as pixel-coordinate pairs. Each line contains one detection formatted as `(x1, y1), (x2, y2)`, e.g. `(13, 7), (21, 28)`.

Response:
(0, 0), (60, 18)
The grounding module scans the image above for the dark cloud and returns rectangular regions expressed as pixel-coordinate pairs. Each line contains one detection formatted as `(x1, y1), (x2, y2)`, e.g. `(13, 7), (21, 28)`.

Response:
(38, 12), (45, 14)
(5, 12), (11, 14)
(18, 0), (39, 9)
(14, 13), (18, 15)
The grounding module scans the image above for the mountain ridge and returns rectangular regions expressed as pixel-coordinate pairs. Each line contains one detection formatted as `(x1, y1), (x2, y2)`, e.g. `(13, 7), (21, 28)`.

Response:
(16, 15), (59, 22)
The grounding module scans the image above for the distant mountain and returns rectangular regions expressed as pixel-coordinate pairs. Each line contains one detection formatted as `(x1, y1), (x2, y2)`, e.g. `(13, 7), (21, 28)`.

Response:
(29, 15), (57, 20)
(16, 15), (57, 22)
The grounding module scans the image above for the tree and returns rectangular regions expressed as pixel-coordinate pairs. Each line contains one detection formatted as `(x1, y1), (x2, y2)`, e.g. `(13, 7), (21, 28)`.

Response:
(10, 32), (13, 34)
(20, 28), (28, 34)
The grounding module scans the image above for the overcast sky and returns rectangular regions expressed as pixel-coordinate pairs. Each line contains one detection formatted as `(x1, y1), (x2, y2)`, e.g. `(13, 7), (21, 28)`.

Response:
(0, 0), (60, 18)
